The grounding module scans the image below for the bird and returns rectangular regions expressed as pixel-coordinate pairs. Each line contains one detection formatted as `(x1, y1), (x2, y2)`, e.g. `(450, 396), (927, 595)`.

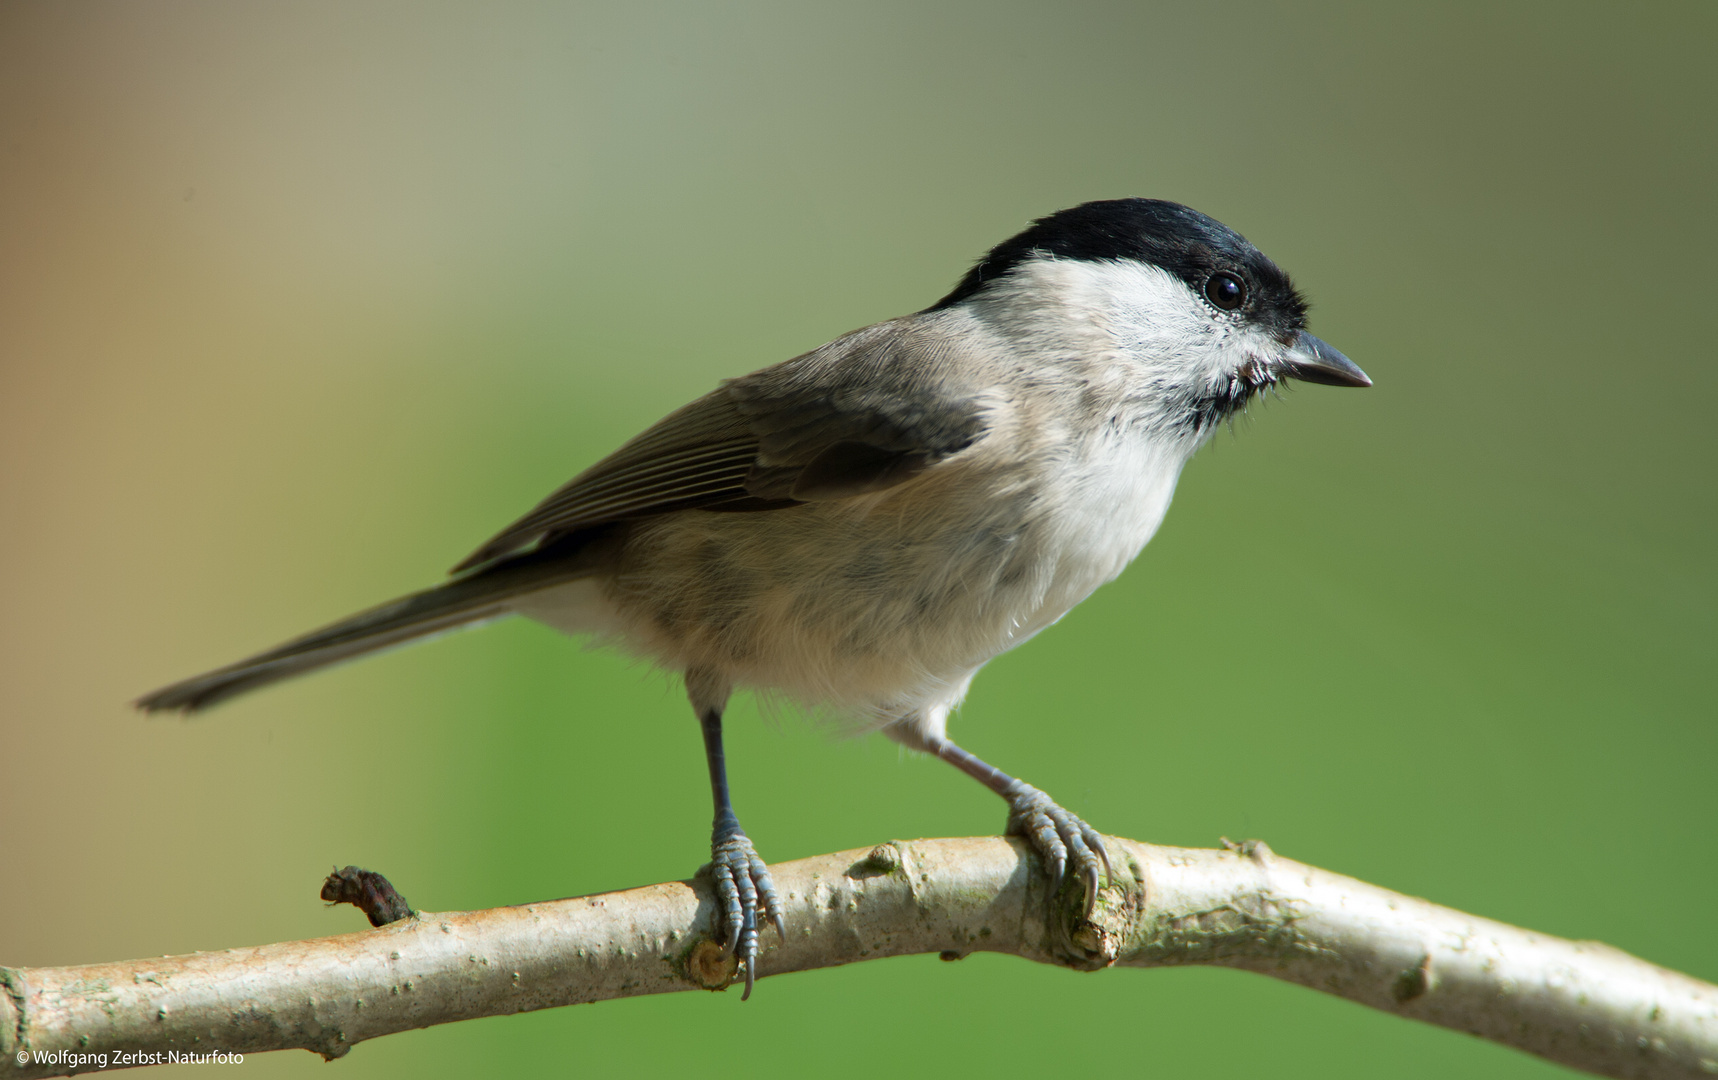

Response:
(138, 197), (1371, 997)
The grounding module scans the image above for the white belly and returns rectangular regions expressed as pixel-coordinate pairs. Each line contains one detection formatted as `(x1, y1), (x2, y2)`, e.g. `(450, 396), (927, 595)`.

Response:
(510, 426), (1186, 729)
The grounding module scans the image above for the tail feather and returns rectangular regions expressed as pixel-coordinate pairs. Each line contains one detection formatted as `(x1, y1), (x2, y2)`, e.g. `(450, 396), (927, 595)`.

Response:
(137, 543), (603, 714)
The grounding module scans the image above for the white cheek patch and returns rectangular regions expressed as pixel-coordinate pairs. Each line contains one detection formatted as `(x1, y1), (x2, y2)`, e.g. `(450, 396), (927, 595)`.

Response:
(1080, 262), (1254, 386)
(986, 257), (1244, 380)
(989, 257), (1285, 433)
(1073, 260), (1217, 353)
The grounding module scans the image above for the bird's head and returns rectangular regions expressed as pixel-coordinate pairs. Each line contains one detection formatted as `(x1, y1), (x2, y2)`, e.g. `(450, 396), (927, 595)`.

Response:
(933, 198), (1370, 437)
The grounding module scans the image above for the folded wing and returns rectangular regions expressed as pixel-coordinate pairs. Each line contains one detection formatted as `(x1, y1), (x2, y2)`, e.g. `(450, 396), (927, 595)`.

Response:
(452, 319), (995, 572)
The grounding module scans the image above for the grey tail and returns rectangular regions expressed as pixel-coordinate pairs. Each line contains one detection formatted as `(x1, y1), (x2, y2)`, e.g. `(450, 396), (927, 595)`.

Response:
(136, 535), (607, 715)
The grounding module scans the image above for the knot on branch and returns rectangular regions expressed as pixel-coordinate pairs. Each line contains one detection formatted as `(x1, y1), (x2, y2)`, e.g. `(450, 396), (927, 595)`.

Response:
(1047, 846), (1147, 972)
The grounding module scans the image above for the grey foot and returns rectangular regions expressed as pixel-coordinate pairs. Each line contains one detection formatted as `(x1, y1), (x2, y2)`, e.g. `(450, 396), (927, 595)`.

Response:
(710, 831), (785, 999)
(1003, 782), (1114, 917)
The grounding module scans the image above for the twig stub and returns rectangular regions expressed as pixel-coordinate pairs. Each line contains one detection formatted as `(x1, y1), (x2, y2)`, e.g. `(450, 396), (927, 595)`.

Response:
(319, 866), (413, 927)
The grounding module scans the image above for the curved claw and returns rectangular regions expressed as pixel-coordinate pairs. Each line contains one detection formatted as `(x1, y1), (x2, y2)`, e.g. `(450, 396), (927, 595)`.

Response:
(1003, 782), (1112, 917)
(747, 847), (787, 941)
(1088, 822), (1115, 885)
(710, 832), (785, 999)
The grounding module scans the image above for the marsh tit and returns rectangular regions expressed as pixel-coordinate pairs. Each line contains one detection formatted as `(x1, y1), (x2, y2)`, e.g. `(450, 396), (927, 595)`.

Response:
(140, 198), (1371, 996)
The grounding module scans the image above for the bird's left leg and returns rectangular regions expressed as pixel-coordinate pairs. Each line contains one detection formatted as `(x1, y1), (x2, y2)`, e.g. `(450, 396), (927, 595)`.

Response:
(688, 669), (784, 998)
(884, 717), (1113, 916)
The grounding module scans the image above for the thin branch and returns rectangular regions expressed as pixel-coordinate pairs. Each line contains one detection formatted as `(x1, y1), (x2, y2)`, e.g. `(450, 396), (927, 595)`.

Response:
(4, 837), (1714, 1078)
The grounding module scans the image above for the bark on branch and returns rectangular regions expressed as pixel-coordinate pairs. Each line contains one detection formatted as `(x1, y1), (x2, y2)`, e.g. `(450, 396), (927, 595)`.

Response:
(4, 837), (1715, 1078)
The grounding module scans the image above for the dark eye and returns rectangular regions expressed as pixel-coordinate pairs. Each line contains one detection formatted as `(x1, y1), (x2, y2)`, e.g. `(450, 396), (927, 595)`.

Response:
(1203, 271), (1247, 311)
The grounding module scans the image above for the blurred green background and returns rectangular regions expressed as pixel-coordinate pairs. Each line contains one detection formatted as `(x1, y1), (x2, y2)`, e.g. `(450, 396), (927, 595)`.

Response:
(2, 2), (1714, 1076)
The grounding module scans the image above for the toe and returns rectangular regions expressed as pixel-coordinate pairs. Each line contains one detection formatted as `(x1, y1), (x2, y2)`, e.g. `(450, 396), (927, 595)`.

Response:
(748, 852), (787, 940)
(1039, 825), (1068, 888)
(1059, 825), (1101, 914)
(711, 859), (742, 955)
(710, 833), (780, 997)
(1003, 784), (1110, 915)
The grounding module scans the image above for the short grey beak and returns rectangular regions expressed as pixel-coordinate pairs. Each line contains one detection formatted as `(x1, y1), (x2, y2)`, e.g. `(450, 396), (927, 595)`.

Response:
(1280, 332), (1371, 388)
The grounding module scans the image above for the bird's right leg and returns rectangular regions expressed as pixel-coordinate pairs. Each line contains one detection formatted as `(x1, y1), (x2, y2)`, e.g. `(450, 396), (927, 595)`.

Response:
(688, 669), (784, 998)
(883, 714), (1112, 916)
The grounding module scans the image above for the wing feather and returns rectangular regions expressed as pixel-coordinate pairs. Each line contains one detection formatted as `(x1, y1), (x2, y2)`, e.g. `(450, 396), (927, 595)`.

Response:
(452, 316), (995, 572)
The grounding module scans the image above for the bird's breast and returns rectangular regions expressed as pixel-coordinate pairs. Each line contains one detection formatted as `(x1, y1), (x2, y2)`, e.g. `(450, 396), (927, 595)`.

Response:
(1001, 422), (1186, 640)
(533, 423), (1186, 724)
